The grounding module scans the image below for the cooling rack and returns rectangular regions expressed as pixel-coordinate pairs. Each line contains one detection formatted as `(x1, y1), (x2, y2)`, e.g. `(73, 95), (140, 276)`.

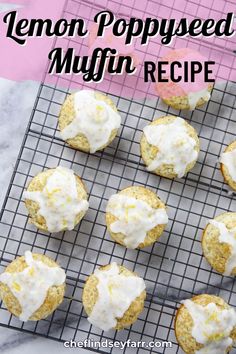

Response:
(0, 0), (236, 353)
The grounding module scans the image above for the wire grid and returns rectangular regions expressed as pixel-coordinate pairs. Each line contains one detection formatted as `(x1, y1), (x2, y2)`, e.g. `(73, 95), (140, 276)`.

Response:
(0, 0), (236, 353)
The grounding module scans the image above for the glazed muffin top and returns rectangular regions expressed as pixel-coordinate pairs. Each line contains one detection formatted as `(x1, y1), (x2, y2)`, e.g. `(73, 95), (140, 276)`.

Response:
(0, 251), (66, 321)
(82, 262), (146, 331)
(23, 166), (89, 233)
(220, 141), (236, 191)
(59, 90), (121, 153)
(202, 212), (236, 276)
(106, 186), (168, 249)
(155, 48), (212, 110)
(175, 294), (236, 354)
(141, 116), (200, 179)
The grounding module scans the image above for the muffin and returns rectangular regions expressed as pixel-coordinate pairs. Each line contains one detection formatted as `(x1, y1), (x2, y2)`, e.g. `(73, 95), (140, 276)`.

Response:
(82, 262), (146, 331)
(140, 116), (200, 179)
(175, 294), (236, 354)
(88, 24), (140, 67)
(156, 48), (213, 110)
(0, 250), (66, 321)
(23, 166), (89, 233)
(59, 89), (121, 153)
(106, 186), (168, 249)
(202, 212), (236, 276)
(220, 141), (236, 191)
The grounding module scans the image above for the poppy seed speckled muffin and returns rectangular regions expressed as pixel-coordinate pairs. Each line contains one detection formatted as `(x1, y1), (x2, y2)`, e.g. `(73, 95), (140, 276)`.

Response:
(106, 186), (168, 249)
(140, 116), (200, 179)
(0, 251), (66, 321)
(59, 90), (121, 153)
(220, 141), (236, 191)
(156, 48), (213, 111)
(82, 263), (146, 331)
(23, 166), (89, 233)
(175, 294), (236, 354)
(202, 212), (236, 276)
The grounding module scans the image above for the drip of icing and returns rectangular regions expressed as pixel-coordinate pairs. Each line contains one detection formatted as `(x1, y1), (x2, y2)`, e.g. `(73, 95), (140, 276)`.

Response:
(220, 149), (236, 182)
(61, 90), (121, 153)
(106, 194), (168, 249)
(188, 88), (211, 110)
(182, 299), (236, 354)
(209, 219), (236, 276)
(143, 117), (198, 178)
(23, 166), (89, 233)
(88, 262), (146, 331)
(0, 251), (66, 321)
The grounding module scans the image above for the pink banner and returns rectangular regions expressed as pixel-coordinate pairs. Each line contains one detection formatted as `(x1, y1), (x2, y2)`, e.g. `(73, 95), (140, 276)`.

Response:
(0, 0), (235, 98)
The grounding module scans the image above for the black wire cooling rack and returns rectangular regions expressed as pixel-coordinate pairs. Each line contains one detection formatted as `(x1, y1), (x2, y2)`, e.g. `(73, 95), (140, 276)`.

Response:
(0, 0), (236, 353)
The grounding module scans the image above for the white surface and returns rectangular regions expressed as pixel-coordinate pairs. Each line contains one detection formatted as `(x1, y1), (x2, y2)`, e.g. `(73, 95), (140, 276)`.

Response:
(0, 78), (92, 353)
(0, 79), (39, 204)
